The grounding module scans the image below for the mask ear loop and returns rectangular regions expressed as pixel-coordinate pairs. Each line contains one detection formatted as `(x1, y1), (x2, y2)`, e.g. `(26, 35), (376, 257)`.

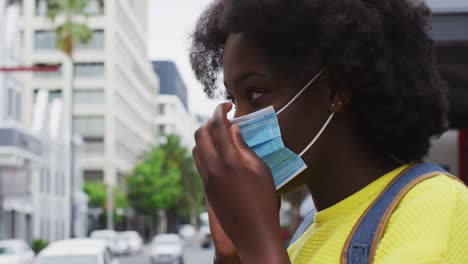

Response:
(276, 68), (326, 115)
(299, 112), (335, 157)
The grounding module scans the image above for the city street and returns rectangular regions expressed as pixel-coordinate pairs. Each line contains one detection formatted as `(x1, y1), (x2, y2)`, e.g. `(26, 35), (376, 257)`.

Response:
(120, 243), (214, 264)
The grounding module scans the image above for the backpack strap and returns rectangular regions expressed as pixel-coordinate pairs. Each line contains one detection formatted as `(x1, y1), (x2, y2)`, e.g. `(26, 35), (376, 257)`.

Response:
(289, 208), (316, 245)
(340, 162), (456, 264)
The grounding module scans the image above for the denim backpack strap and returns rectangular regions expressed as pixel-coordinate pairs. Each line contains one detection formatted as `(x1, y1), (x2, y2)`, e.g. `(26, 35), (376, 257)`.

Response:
(340, 162), (452, 264)
(289, 208), (317, 246)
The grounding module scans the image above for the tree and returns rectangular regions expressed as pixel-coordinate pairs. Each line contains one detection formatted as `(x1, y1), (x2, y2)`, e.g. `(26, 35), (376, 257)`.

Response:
(177, 152), (204, 226)
(84, 181), (128, 228)
(47, 0), (93, 58)
(46, 0), (94, 236)
(127, 149), (183, 214)
(159, 135), (204, 231)
(127, 135), (205, 234)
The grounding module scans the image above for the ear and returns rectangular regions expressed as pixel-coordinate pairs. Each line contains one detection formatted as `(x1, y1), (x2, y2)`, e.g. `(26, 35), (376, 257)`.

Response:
(325, 70), (352, 113)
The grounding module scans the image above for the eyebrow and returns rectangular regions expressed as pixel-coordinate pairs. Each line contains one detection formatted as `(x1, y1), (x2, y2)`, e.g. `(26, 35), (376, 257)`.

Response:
(224, 71), (268, 89)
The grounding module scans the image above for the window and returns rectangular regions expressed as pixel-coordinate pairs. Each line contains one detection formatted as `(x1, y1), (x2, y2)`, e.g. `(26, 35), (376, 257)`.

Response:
(73, 89), (104, 104)
(117, 173), (126, 189)
(34, 31), (55, 49)
(8, 0), (23, 16)
(84, 0), (104, 15)
(49, 90), (62, 101)
(73, 116), (105, 137)
(76, 30), (104, 49)
(35, 0), (47, 16)
(45, 169), (50, 193)
(34, 89), (62, 103)
(40, 169), (45, 193)
(74, 63), (104, 78)
(35, 30), (104, 50)
(55, 171), (59, 195)
(6, 88), (14, 118)
(158, 124), (165, 135)
(158, 104), (165, 115)
(82, 137), (105, 154)
(84, 170), (104, 182)
(15, 92), (21, 121)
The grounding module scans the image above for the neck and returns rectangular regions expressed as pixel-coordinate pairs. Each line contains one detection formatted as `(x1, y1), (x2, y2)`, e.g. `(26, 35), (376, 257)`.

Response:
(303, 115), (401, 211)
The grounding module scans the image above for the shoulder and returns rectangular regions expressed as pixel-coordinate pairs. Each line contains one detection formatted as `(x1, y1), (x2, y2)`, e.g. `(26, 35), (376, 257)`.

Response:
(374, 175), (467, 264)
(398, 174), (466, 206)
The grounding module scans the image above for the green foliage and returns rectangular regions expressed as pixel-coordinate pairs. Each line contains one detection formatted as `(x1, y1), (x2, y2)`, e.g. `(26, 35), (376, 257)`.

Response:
(127, 135), (205, 219)
(46, 0), (93, 57)
(177, 148), (205, 220)
(84, 181), (128, 210)
(127, 148), (182, 215)
(84, 181), (107, 208)
(114, 187), (129, 210)
(31, 239), (48, 254)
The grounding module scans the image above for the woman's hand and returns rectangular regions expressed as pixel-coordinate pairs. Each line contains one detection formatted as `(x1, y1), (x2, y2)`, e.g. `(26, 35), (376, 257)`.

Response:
(192, 103), (290, 264)
(207, 200), (241, 264)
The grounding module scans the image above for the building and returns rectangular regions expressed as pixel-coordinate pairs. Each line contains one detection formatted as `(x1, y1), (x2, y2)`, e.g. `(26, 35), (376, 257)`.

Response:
(153, 61), (188, 110)
(152, 61), (199, 149)
(0, 3), (88, 242)
(18, 0), (158, 224)
(426, 0), (468, 183)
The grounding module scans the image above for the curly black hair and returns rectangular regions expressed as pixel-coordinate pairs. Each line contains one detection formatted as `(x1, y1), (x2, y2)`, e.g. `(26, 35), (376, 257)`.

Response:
(189, 0), (449, 163)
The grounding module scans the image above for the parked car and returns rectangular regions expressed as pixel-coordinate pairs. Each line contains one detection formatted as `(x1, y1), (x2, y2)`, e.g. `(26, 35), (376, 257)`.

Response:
(118, 231), (143, 255)
(150, 234), (184, 264)
(113, 234), (130, 256)
(199, 212), (212, 248)
(0, 240), (35, 264)
(90, 230), (119, 255)
(33, 239), (118, 264)
(178, 225), (196, 240)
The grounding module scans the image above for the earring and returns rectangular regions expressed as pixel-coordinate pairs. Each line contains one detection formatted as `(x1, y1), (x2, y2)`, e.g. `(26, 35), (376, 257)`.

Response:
(338, 101), (342, 105)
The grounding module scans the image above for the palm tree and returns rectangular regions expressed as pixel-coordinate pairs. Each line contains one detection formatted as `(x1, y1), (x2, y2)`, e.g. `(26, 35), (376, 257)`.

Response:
(46, 0), (94, 238)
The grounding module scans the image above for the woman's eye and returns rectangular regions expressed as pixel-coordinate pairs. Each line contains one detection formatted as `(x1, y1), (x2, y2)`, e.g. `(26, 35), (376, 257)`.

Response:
(250, 92), (264, 101)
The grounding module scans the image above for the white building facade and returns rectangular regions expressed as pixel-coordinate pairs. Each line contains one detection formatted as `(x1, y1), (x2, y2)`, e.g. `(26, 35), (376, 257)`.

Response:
(156, 95), (199, 150)
(18, 0), (158, 201)
(152, 61), (199, 150)
(0, 2), (88, 242)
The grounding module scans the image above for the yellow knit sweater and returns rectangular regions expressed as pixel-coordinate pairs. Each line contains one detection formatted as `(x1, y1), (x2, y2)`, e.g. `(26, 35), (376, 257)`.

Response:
(288, 165), (468, 264)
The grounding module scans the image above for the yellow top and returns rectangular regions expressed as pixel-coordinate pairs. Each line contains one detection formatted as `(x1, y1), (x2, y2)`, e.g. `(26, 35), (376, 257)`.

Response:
(288, 165), (468, 264)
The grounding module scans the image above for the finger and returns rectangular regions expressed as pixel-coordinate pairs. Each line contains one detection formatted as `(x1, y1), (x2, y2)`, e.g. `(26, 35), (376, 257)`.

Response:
(193, 124), (218, 181)
(209, 103), (236, 157)
(231, 124), (250, 150)
(194, 123), (217, 161)
(192, 147), (208, 181)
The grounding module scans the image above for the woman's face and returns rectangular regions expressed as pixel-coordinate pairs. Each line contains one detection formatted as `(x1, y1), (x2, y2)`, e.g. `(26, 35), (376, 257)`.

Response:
(223, 33), (335, 190)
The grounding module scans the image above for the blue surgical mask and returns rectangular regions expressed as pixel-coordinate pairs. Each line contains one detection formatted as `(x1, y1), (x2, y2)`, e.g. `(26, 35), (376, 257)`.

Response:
(231, 68), (334, 190)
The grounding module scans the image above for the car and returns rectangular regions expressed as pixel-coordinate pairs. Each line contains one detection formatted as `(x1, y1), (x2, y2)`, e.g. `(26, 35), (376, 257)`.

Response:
(89, 230), (119, 255)
(114, 234), (130, 256)
(178, 225), (196, 240)
(150, 234), (184, 264)
(118, 231), (143, 255)
(33, 239), (119, 264)
(198, 212), (212, 248)
(0, 240), (35, 264)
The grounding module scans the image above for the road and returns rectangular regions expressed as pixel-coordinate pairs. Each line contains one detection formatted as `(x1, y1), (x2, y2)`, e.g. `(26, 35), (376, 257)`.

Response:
(120, 244), (214, 264)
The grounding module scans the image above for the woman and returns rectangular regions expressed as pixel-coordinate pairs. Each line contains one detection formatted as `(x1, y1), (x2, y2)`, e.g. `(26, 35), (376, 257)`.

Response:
(190, 0), (467, 263)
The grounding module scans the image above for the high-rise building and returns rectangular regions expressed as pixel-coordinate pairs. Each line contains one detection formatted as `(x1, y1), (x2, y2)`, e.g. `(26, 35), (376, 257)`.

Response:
(19, 0), (159, 189)
(153, 61), (188, 111)
(0, 2), (88, 242)
(152, 61), (198, 150)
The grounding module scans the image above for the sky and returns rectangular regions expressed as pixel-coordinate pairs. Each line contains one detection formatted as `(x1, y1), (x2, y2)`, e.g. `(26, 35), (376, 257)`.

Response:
(147, 0), (222, 117)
